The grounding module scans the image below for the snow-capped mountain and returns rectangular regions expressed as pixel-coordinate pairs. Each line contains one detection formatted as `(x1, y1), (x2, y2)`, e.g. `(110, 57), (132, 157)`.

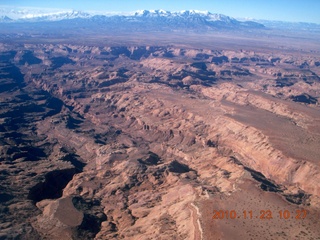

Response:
(0, 15), (12, 22)
(1, 7), (319, 32)
(0, 6), (70, 20)
(0, 7), (91, 22)
(0, 7), (234, 22)
(133, 9), (235, 22)
(124, 10), (264, 29)
(0, 8), (265, 31)
(19, 10), (91, 21)
(0, 8), (255, 23)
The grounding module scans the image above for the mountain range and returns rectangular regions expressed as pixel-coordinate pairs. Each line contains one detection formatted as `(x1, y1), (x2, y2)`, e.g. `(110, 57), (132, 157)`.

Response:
(0, 9), (264, 30)
(1, 8), (319, 33)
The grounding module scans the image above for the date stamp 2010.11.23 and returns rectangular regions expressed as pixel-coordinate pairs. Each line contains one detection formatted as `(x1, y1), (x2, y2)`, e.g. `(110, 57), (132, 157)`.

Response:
(212, 209), (309, 220)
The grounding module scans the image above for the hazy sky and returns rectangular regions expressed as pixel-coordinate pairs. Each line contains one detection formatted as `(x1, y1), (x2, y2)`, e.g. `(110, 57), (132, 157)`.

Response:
(1, 0), (320, 23)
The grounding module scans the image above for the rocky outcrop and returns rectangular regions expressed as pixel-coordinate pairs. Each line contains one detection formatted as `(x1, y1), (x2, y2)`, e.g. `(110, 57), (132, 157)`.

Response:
(1, 43), (320, 239)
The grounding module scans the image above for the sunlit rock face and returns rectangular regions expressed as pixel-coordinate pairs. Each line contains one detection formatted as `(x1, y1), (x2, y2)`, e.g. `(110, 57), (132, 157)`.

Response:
(1, 28), (320, 240)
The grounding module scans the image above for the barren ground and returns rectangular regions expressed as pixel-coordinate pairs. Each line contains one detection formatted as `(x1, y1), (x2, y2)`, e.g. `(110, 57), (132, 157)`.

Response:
(1, 30), (320, 239)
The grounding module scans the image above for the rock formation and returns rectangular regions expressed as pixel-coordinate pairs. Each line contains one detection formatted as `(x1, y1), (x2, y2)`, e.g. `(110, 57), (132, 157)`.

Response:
(1, 42), (320, 239)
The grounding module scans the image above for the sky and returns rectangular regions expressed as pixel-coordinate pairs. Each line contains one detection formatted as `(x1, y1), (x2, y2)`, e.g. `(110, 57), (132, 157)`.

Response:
(1, 0), (320, 23)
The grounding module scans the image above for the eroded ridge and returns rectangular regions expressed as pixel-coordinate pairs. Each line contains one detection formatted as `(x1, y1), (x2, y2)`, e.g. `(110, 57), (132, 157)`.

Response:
(1, 43), (320, 239)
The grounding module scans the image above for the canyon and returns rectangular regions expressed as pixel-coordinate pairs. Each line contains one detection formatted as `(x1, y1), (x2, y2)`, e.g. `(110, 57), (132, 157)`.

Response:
(0, 28), (320, 239)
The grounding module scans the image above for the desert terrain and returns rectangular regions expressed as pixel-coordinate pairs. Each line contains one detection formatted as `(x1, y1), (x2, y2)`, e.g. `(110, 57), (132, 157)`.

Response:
(1, 27), (320, 239)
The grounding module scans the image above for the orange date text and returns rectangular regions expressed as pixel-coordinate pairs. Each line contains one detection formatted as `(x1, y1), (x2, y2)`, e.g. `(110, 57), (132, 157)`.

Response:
(212, 209), (308, 220)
